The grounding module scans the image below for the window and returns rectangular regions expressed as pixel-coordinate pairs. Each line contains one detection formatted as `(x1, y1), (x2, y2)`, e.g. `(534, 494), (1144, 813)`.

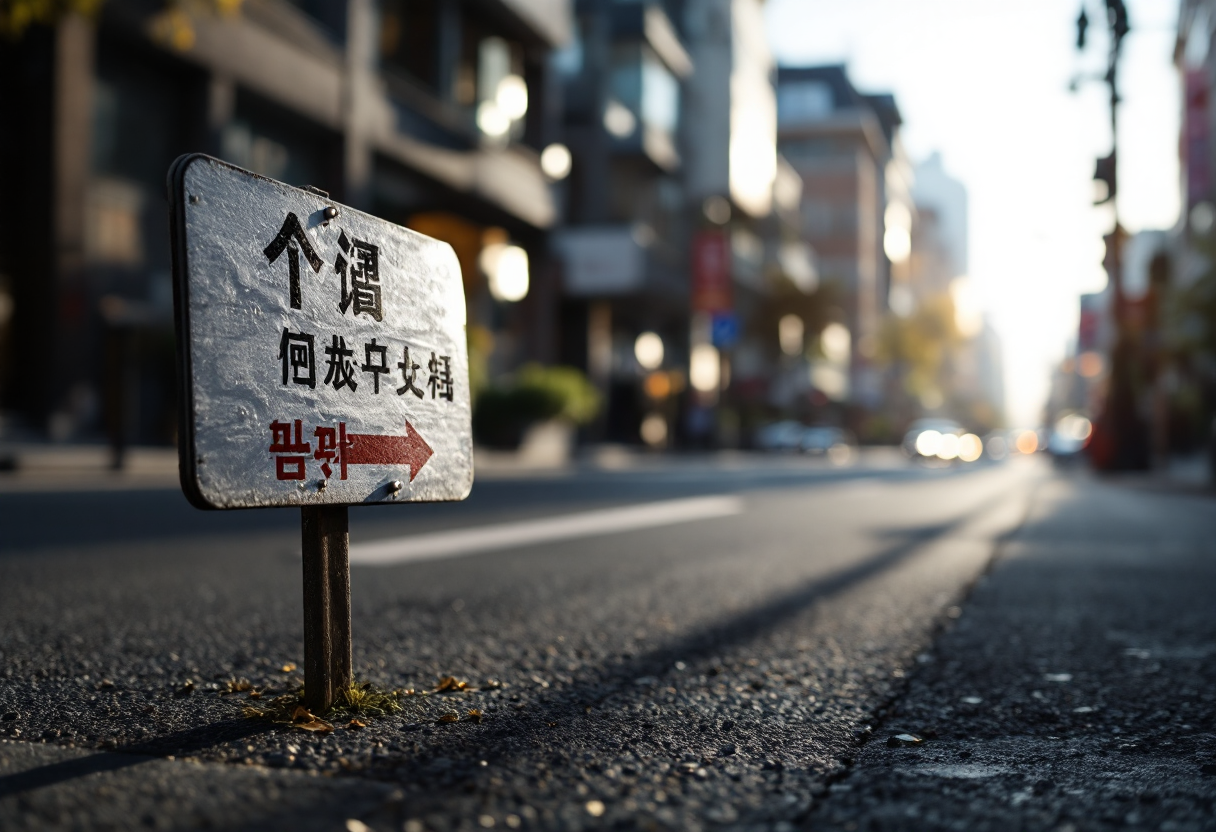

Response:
(778, 81), (834, 126)
(221, 91), (337, 190)
(380, 0), (441, 93)
(609, 44), (679, 138)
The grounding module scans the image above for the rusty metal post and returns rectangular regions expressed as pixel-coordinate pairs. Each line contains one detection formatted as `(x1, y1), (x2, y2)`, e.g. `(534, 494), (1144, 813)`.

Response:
(327, 509), (353, 697)
(301, 505), (350, 713)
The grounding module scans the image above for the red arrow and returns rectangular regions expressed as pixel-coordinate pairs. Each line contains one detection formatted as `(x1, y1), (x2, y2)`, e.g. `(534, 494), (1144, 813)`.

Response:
(345, 421), (434, 482)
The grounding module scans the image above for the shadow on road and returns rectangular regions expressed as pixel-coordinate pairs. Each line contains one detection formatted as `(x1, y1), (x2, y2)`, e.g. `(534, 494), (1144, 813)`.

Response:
(350, 500), (999, 806)
(0, 721), (269, 799)
(0, 471), (1000, 817)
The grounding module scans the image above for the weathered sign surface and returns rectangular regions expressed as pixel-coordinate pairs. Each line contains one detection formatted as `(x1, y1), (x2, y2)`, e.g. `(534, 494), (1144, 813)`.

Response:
(169, 154), (473, 509)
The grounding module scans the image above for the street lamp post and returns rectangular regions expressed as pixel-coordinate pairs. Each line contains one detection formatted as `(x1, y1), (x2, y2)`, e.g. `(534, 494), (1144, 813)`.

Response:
(1077, 0), (1149, 470)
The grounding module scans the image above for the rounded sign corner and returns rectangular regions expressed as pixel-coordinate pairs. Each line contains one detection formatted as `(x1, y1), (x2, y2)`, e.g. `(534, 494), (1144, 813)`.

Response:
(180, 471), (223, 512)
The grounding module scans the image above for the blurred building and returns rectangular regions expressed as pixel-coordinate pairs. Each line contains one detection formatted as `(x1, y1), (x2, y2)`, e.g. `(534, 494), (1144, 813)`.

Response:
(549, 0), (693, 445)
(911, 152), (967, 277)
(550, 0), (815, 448)
(680, 0), (816, 447)
(1046, 289), (1112, 426)
(775, 64), (905, 431)
(0, 0), (568, 445)
(0, 0), (832, 454)
(906, 151), (967, 314)
(1143, 0), (1216, 459)
(951, 317), (1005, 430)
(906, 152), (1001, 430)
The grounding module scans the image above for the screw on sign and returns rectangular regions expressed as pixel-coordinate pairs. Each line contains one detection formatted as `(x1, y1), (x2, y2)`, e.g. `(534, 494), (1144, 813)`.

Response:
(168, 155), (473, 712)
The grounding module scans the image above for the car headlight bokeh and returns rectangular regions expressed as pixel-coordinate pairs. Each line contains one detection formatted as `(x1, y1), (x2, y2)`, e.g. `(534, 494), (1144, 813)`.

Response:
(958, 434), (983, 462)
(915, 430), (942, 457)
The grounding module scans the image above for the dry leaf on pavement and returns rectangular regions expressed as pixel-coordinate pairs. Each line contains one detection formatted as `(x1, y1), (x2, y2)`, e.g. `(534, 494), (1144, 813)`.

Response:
(289, 706), (334, 734)
(220, 678), (253, 695)
(434, 676), (469, 692)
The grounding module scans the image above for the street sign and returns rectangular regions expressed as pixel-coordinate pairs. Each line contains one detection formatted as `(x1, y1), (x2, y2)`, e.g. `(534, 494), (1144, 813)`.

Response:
(710, 312), (739, 348)
(169, 154), (473, 510)
(170, 154), (475, 712)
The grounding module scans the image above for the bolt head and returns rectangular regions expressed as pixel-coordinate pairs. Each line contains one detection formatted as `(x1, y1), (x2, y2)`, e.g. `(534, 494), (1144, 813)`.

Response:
(388, 480), (404, 493)
(323, 206), (339, 220)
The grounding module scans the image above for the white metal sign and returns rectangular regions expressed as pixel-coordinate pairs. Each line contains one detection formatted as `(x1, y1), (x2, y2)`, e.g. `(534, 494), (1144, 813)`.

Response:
(169, 154), (473, 509)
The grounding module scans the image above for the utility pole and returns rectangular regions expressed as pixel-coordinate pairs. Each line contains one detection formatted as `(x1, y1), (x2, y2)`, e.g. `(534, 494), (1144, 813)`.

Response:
(1077, 0), (1149, 470)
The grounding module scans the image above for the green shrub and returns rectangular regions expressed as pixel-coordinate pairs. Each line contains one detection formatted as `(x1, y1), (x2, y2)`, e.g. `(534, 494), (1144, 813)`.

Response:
(473, 364), (600, 448)
(514, 364), (600, 425)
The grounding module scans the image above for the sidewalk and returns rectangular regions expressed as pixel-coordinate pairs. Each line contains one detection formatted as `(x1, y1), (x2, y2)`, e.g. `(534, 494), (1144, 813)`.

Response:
(0, 444), (181, 492)
(812, 471), (1216, 831)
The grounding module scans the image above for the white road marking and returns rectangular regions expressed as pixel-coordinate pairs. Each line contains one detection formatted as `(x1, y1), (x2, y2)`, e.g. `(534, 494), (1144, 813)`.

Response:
(350, 495), (745, 566)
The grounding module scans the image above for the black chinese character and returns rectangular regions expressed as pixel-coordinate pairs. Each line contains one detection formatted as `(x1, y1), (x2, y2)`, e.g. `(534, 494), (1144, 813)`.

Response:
(322, 335), (358, 392)
(396, 346), (423, 398)
(427, 352), (454, 401)
(361, 339), (390, 394)
(278, 329), (316, 388)
(264, 212), (323, 310)
(335, 232), (383, 321)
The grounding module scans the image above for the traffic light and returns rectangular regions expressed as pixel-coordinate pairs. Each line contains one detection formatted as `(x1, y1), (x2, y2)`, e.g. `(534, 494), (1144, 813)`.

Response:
(1094, 152), (1116, 205)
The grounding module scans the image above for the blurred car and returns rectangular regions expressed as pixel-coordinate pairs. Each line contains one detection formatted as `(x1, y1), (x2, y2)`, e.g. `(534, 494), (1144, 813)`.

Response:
(902, 419), (963, 460)
(800, 426), (855, 465)
(902, 418), (986, 464)
(754, 420), (807, 452)
(982, 431), (1010, 461)
(1047, 413), (1092, 464)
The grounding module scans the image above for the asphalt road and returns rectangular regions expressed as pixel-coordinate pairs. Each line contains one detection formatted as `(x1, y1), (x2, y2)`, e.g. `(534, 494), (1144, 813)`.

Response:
(0, 453), (1210, 831)
(814, 473), (1216, 832)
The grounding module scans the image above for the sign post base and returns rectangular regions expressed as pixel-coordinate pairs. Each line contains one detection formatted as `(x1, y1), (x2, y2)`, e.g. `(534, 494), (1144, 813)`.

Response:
(301, 505), (351, 713)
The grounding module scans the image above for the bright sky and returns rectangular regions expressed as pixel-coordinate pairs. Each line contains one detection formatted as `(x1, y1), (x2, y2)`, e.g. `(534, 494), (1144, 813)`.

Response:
(766, 0), (1181, 426)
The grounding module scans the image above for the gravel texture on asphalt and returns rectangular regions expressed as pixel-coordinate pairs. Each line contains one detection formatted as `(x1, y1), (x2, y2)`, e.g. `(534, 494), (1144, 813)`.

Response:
(0, 738), (401, 832)
(1, 462), (1030, 830)
(810, 473), (1216, 832)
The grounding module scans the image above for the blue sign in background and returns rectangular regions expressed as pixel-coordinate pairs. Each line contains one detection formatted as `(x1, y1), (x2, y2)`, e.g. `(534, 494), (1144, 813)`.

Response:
(711, 312), (739, 348)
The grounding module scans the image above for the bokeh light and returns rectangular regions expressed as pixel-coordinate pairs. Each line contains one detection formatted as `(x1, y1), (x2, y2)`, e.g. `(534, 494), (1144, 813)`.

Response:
(937, 432), (960, 460)
(496, 75), (529, 121)
(1078, 351), (1105, 378)
(1015, 430), (1039, 455)
(644, 372), (672, 399)
(634, 332), (664, 370)
(689, 344), (720, 392)
(640, 414), (668, 447)
(540, 143), (573, 180)
(915, 430), (942, 457)
(958, 434), (983, 462)
(1056, 414), (1093, 442)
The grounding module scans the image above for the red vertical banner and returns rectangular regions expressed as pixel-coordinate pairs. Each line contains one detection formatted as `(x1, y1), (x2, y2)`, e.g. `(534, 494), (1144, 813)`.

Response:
(1186, 68), (1209, 210)
(691, 230), (732, 313)
(1078, 293), (1102, 353)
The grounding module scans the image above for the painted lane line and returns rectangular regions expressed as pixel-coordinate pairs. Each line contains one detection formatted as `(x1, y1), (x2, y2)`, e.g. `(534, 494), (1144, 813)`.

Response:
(349, 494), (745, 566)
